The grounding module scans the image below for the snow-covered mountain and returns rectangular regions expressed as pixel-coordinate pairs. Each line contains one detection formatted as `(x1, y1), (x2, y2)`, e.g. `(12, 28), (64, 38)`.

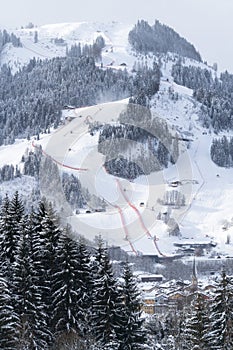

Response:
(0, 21), (232, 259)
(1, 22), (134, 73)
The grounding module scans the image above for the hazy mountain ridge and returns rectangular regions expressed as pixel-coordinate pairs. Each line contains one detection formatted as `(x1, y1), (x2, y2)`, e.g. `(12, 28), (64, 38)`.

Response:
(1, 20), (203, 73)
(129, 19), (202, 62)
(0, 20), (210, 146)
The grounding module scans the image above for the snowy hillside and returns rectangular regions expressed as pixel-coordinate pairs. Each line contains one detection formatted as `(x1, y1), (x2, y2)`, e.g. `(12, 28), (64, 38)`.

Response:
(152, 79), (233, 257)
(2, 21), (217, 76)
(40, 80), (233, 258)
(1, 21), (134, 73)
(0, 20), (232, 258)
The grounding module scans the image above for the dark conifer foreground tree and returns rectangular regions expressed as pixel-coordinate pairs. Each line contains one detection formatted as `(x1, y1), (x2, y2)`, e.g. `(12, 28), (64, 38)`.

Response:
(8, 191), (25, 263)
(0, 275), (19, 350)
(204, 270), (233, 350)
(118, 262), (146, 350)
(0, 194), (11, 273)
(144, 314), (165, 348)
(0, 192), (25, 267)
(14, 217), (51, 349)
(35, 201), (61, 328)
(181, 292), (209, 350)
(91, 239), (123, 348)
(51, 232), (84, 347)
(0, 194), (150, 349)
(75, 237), (93, 340)
(16, 200), (62, 347)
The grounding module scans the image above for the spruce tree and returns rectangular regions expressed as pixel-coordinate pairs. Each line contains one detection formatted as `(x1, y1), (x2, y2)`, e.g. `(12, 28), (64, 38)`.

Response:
(34, 201), (61, 327)
(91, 239), (123, 348)
(0, 194), (11, 271)
(0, 275), (19, 349)
(75, 236), (93, 341)
(0, 191), (25, 265)
(51, 233), (83, 346)
(204, 270), (233, 349)
(26, 201), (62, 343)
(14, 216), (51, 349)
(118, 262), (146, 349)
(162, 335), (176, 350)
(181, 292), (209, 350)
(145, 315), (165, 348)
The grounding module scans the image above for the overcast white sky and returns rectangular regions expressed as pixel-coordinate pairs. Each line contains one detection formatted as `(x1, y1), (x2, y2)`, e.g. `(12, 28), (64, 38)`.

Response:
(2, 0), (233, 72)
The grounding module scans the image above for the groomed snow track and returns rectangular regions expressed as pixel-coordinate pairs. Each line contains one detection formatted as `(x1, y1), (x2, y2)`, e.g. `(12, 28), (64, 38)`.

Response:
(32, 137), (167, 256)
(32, 140), (88, 171)
(116, 179), (167, 257)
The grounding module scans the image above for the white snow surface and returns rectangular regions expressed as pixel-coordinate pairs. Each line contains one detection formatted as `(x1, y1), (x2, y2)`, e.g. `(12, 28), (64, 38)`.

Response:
(34, 87), (233, 257)
(0, 21), (232, 257)
(2, 21), (135, 73)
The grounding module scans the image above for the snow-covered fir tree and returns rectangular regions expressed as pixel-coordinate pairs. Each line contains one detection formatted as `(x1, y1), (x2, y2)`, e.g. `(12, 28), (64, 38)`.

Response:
(144, 314), (165, 348)
(34, 201), (62, 332)
(7, 191), (25, 263)
(74, 237), (93, 341)
(204, 270), (233, 349)
(0, 275), (19, 350)
(181, 292), (209, 349)
(14, 216), (51, 349)
(91, 238), (123, 347)
(0, 194), (12, 273)
(0, 192), (25, 266)
(51, 232), (84, 348)
(118, 262), (146, 349)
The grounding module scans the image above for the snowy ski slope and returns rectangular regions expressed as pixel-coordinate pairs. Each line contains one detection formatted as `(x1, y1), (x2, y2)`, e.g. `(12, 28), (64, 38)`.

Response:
(0, 21), (232, 257)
